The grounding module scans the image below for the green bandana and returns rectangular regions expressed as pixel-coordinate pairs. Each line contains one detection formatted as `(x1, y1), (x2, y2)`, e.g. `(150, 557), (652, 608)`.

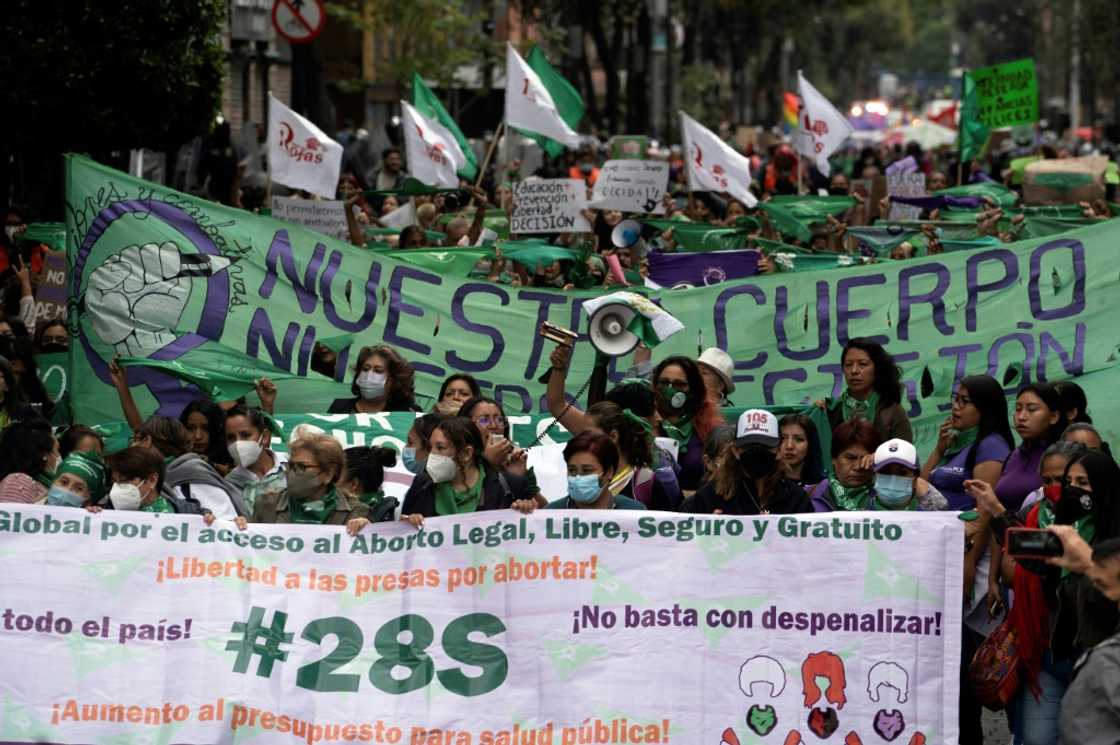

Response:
(660, 416), (695, 446)
(829, 478), (872, 511)
(839, 389), (880, 423)
(1038, 498), (1095, 578)
(56, 451), (109, 501)
(622, 409), (654, 433)
(434, 466), (485, 516)
(140, 495), (175, 514)
(357, 489), (385, 508)
(289, 487), (340, 524)
(35, 469), (56, 490)
(940, 426), (979, 462)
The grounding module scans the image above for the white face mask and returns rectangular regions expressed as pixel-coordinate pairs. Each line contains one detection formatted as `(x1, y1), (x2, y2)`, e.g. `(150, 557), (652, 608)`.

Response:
(109, 482), (144, 511)
(229, 439), (264, 468)
(4, 226), (19, 243)
(425, 453), (457, 484)
(357, 371), (387, 400)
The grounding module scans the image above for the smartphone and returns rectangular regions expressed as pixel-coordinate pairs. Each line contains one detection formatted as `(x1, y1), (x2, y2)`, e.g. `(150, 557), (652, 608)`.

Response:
(489, 434), (506, 445)
(1005, 528), (1064, 559)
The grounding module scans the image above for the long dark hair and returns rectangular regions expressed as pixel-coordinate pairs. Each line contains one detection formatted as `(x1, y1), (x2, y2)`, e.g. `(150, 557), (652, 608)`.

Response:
(1017, 382), (1067, 446)
(957, 375), (1015, 475)
(344, 445), (397, 493)
(180, 398), (232, 467)
(1065, 451), (1120, 543)
(350, 345), (417, 411)
(587, 401), (652, 468)
(652, 356), (724, 441)
(9, 337), (52, 419)
(778, 413), (826, 484)
(457, 396), (510, 438)
(1054, 381), (1091, 424)
(0, 356), (26, 419)
(435, 416), (485, 467)
(842, 338), (903, 407)
(0, 413), (54, 481)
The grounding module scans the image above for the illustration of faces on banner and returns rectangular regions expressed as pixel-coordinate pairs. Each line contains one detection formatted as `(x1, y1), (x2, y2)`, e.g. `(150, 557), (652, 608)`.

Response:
(723, 652), (926, 745)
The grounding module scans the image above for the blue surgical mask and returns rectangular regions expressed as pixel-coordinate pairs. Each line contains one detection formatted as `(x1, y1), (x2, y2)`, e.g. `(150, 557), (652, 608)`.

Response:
(875, 474), (915, 509)
(568, 474), (604, 504)
(46, 486), (83, 508)
(402, 447), (422, 475)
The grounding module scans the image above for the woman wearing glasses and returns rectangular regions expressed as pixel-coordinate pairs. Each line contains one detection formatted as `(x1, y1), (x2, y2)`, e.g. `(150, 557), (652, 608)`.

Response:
(249, 433), (371, 526)
(458, 395), (547, 509)
(651, 356), (725, 493)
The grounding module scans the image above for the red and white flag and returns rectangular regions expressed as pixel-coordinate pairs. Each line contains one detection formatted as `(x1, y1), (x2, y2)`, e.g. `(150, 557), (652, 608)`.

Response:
(679, 111), (758, 207)
(505, 43), (581, 148)
(267, 94), (343, 199)
(794, 72), (853, 177)
(401, 100), (468, 189)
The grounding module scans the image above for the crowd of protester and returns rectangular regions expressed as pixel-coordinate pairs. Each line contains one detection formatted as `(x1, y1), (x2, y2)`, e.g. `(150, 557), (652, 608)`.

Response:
(0, 126), (1118, 745)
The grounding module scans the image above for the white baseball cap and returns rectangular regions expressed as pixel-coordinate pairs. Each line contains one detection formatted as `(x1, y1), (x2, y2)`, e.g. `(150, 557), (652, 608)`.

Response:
(873, 439), (919, 471)
(698, 347), (735, 393)
(735, 409), (779, 448)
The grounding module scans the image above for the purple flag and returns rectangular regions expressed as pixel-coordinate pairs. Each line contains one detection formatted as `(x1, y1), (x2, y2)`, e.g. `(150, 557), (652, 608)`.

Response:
(647, 249), (759, 288)
(890, 194), (985, 211)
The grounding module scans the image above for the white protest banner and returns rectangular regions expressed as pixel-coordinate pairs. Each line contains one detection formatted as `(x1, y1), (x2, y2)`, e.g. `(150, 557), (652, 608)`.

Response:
(589, 160), (670, 214)
(271, 197), (350, 241)
(887, 173), (927, 221)
(268, 94), (344, 199)
(0, 507), (960, 744)
(511, 179), (591, 233)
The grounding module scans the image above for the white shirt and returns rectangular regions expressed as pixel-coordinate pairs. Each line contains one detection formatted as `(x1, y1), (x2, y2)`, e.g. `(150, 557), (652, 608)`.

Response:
(174, 483), (237, 521)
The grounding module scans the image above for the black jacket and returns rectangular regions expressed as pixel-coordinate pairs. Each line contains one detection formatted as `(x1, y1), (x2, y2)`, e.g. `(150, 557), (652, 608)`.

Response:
(402, 467), (529, 518)
(683, 476), (812, 516)
(328, 397), (422, 414)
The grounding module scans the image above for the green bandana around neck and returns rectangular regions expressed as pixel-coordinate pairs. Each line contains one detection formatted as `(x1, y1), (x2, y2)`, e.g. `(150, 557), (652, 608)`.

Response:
(434, 466), (485, 517)
(140, 495), (175, 514)
(660, 416), (694, 446)
(839, 389), (880, 423)
(829, 477), (872, 511)
(289, 487), (339, 524)
(357, 489), (385, 508)
(940, 426), (979, 462)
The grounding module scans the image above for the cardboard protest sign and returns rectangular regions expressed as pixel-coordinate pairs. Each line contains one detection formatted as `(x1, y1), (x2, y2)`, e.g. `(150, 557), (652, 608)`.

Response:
(971, 58), (1039, 128)
(32, 250), (68, 323)
(589, 160), (669, 214)
(1024, 156), (1107, 205)
(887, 173), (927, 221)
(511, 179), (591, 233)
(270, 196), (349, 240)
(0, 505), (962, 743)
(608, 135), (649, 160)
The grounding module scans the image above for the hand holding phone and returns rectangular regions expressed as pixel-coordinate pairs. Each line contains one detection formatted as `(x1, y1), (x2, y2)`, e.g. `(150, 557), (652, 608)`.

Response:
(1005, 528), (1064, 559)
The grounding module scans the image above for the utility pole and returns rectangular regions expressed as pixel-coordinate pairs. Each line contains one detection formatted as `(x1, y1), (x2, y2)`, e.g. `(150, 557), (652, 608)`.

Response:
(649, 0), (668, 142)
(1070, 0), (1081, 131)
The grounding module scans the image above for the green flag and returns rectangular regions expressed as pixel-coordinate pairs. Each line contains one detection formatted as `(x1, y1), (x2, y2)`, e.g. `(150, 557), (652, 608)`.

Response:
(958, 70), (990, 163)
(384, 247), (492, 277)
(641, 219), (752, 252)
(521, 46), (585, 159)
(411, 73), (478, 181)
(18, 222), (67, 252)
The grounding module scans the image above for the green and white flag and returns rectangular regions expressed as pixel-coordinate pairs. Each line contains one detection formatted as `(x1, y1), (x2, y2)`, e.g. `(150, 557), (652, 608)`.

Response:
(581, 291), (684, 349)
(400, 100), (468, 189)
(506, 43), (581, 153)
(411, 73), (479, 181)
(958, 70), (990, 163)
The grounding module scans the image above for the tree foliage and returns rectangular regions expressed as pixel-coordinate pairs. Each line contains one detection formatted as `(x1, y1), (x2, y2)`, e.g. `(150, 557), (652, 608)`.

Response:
(0, 0), (226, 152)
(326, 0), (500, 93)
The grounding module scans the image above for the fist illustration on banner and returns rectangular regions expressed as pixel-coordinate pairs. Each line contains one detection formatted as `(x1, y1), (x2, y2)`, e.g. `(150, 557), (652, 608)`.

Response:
(86, 242), (205, 358)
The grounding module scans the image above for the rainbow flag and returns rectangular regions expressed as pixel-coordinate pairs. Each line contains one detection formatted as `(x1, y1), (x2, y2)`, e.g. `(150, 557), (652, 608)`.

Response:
(782, 92), (800, 133)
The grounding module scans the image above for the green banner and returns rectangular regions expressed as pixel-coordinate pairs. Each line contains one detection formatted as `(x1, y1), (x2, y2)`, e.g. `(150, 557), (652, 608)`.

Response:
(66, 156), (1120, 462)
(970, 58), (1039, 128)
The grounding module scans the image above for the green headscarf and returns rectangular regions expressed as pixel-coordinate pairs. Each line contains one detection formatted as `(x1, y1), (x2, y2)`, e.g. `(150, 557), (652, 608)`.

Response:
(289, 487), (340, 524)
(828, 478), (873, 511)
(56, 451), (109, 500)
(838, 389), (880, 423)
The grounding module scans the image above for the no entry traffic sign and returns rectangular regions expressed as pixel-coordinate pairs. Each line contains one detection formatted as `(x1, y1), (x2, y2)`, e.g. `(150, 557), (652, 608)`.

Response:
(272, 0), (325, 44)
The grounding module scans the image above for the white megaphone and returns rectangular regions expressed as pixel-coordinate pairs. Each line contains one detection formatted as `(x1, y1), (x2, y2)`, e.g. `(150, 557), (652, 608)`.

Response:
(588, 301), (640, 357)
(611, 219), (647, 255)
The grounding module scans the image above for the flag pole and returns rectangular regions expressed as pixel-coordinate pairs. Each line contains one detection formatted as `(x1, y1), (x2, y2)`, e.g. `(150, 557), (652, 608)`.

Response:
(475, 120), (506, 189)
(797, 155), (804, 195)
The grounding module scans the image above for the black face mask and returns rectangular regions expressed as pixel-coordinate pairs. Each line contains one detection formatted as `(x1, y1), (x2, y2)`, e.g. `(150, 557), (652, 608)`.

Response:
(828, 186), (849, 196)
(1056, 484), (1093, 524)
(739, 445), (778, 479)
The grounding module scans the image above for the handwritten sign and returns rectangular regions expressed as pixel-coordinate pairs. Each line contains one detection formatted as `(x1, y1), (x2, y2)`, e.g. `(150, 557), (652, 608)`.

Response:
(887, 173), (927, 221)
(972, 58), (1039, 128)
(590, 160), (670, 214)
(32, 250), (68, 323)
(511, 179), (591, 234)
(270, 196), (349, 240)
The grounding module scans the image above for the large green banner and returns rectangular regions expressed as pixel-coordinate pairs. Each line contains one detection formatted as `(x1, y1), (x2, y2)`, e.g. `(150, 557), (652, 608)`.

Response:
(66, 156), (1118, 458)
